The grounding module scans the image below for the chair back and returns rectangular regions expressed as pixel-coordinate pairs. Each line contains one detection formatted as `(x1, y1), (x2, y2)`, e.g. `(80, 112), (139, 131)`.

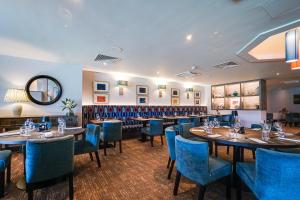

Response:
(251, 124), (262, 129)
(175, 135), (209, 185)
(179, 122), (194, 138)
(177, 118), (190, 124)
(255, 149), (300, 200)
(165, 126), (176, 161)
(102, 122), (122, 141)
(26, 135), (74, 184)
(85, 124), (101, 149)
(190, 117), (200, 127)
(149, 119), (163, 135)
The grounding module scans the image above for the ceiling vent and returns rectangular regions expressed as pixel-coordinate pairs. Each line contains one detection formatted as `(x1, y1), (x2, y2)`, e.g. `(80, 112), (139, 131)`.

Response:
(94, 53), (121, 64)
(176, 65), (201, 78)
(212, 61), (238, 69)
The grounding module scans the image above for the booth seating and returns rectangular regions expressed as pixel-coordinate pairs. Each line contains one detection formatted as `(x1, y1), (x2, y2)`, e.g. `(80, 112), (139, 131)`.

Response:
(82, 105), (207, 129)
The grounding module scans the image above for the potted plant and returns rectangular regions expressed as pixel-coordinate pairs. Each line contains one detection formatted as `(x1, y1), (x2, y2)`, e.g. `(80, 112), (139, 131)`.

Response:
(62, 98), (77, 117)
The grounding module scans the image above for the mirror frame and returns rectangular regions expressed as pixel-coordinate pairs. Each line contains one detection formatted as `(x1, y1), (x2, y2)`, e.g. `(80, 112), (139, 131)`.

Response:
(25, 75), (63, 105)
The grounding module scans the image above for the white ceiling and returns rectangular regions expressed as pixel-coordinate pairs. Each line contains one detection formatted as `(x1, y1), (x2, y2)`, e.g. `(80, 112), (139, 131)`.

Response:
(1, 0), (300, 85)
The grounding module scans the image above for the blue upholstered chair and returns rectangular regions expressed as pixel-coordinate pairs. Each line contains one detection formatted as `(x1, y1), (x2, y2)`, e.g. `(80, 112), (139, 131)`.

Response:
(165, 126), (176, 179)
(177, 117), (190, 124)
(190, 116), (200, 127)
(141, 119), (164, 147)
(25, 135), (74, 200)
(74, 124), (101, 167)
(236, 148), (300, 200)
(100, 121), (122, 155)
(174, 136), (232, 200)
(0, 150), (11, 198)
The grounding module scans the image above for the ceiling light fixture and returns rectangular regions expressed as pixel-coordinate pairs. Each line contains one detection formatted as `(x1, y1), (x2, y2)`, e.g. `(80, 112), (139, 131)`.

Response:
(186, 34), (192, 41)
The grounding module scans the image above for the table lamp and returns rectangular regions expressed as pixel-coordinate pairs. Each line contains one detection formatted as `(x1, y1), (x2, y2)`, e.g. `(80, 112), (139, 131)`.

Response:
(4, 89), (29, 117)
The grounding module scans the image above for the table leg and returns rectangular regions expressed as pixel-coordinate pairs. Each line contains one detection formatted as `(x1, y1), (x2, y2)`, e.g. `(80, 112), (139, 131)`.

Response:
(233, 146), (241, 187)
(16, 145), (26, 190)
(138, 121), (149, 142)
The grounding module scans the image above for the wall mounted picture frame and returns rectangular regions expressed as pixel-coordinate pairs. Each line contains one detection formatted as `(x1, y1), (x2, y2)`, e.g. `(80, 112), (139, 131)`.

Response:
(171, 97), (180, 106)
(171, 88), (180, 97)
(194, 91), (201, 98)
(194, 98), (201, 106)
(137, 96), (148, 105)
(94, 93), (109, 104)
(136, 85), (149, 95)
(94, 81), (110, 93)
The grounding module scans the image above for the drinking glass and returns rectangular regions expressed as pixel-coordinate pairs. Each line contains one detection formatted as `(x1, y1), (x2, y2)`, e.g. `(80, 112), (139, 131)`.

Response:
(274, 122), (285, 138)
(96, 114), (100, 120)
(262, 123), (271, 141)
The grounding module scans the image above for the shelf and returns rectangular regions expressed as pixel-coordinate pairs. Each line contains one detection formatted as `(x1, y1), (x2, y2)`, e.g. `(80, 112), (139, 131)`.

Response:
(242, 95), (259, 97)
(225, 96), (240, 98)
(212, 97), (225, 99)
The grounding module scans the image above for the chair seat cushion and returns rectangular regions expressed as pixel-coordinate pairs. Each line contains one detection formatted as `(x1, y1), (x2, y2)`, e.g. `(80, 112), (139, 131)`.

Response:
(188, 136), (208, 142)
(236, 162), (256, 192)
(74, 141), (95, 155)
(0, 150), (11, 171)
(208, 157), (232, 183)
(276, 148), (300, 154)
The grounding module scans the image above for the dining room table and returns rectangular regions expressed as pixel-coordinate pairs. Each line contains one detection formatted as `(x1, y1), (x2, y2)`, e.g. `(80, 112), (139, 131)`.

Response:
(189, 126), (300, 184)
(0, 127), (86, 190)
(90, 119), (122, 125)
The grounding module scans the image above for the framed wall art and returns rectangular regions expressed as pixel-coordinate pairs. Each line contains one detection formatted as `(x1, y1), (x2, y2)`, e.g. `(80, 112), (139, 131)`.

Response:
(94, 81), (110, 93)
(171, 97), (180, 106)
(137, 96), (149, 105)
(171, 88), (180, 97)
(94, 93), (109, 104)
(136, 85), (149, 95)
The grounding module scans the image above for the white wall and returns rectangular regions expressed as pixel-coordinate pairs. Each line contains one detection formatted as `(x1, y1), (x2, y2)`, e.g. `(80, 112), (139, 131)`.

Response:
(0, 55), (82, 122)
(83, 71), (210, 106)
(267, 86), (300, 113)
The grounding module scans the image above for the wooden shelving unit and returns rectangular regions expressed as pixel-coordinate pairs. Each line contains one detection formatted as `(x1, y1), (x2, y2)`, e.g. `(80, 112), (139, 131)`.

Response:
(211, 79), (266, 110)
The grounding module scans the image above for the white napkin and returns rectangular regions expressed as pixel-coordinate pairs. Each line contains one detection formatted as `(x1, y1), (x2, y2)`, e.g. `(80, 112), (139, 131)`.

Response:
(0, 132), (20, 137)
(192, 129), (205, 132)
(278, 138), (300, 143)
(207, 134), (221, 138)
(248, 137), (267, 144)
(251, 128), (261, 131)
(44, 132), (54, 138)
(222, 126), (230, 128)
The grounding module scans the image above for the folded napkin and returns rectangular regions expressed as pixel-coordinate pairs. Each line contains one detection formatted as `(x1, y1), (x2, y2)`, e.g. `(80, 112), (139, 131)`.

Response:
(44, 132), (54, 138)
(64, 127), (82, 130)
(192, 129), (204, 132)
(251, 128), (261, 131)
(248, 137), (267, 144)
(0, 132), (20, 137)
(207, 134), (221, 138)
(222, 126), (230, 128)
(278, 138), (300, 143)
(284, 133), (294, 136)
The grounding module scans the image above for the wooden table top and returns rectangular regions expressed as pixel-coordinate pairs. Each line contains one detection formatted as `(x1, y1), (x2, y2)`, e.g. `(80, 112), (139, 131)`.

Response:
(90, 119), (122, 125)
(0, 127), (85, 145)
(190, 127), (300, 149)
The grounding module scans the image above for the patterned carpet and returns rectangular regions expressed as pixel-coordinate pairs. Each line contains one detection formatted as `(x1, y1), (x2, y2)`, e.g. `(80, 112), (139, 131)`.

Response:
(3, 138), (256, 200)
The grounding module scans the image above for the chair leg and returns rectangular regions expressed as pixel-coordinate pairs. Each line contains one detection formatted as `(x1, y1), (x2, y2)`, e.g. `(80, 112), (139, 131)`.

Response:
(173, 171), (181, 195)
(27, 186), (33, 200)
(89, 153), (94, 161)
(0, 171), (4, 198)
(236, 176), (242, 200)
(167, 157), (171, 169)
(94, 151), (101, 168)
(209, 142), (213, 155)
(198, 185), (206, 200)
(226, 175), (231, 200)
(226, 146), (230, 155)
(252, 150), (256, 159)
(104, 141), (107, 156)
(7, 161), (11, 184)
(150, 136), (154, 147)
(215, 144), (218, 157)
(160, 135), (164, 145)
(119, 140), (122, 153)
(69, 174), (74, 200)
(167, 160), (175, 179)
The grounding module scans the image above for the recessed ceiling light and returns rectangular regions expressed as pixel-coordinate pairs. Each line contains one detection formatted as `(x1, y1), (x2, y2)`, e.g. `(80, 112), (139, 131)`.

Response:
(276, 72), (280, 76)
(186, 34), (192, 41)
(156, 71), (160, 75)
(103, 62), (107, 66)
(213, 31), (219, 35)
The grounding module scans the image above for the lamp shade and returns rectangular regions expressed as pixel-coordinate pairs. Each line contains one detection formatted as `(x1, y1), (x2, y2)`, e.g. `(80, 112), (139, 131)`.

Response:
(4, 89), (29, 103)
(117, 80), (128, 87)
(285, 29), (299, 63)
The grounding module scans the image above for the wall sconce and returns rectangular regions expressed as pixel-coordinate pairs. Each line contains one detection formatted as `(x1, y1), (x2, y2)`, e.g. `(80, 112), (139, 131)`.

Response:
(186, 88), (193, 99)
(158, 85), (166, 98)
(285, 29), (298, 63)
(117, 80), (128, 96)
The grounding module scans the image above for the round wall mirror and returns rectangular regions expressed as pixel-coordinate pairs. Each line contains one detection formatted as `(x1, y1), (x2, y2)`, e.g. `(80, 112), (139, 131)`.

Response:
(25, 75), (63, 105)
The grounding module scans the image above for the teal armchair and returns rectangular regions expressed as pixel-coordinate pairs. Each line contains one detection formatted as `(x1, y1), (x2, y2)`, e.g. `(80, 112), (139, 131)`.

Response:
(0, 150), (11, 198)
(165, 126), (176, 179)
(174, 136), (232, 200)
(100, 121), (122, 156)
(74, 124), (101, 167)
(25, 135), (74, 200)
(177, 117), (190, 124)
(190, 116), (200, 127)
(236, 148), (300, 200)
(141, 119), (164, 147)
